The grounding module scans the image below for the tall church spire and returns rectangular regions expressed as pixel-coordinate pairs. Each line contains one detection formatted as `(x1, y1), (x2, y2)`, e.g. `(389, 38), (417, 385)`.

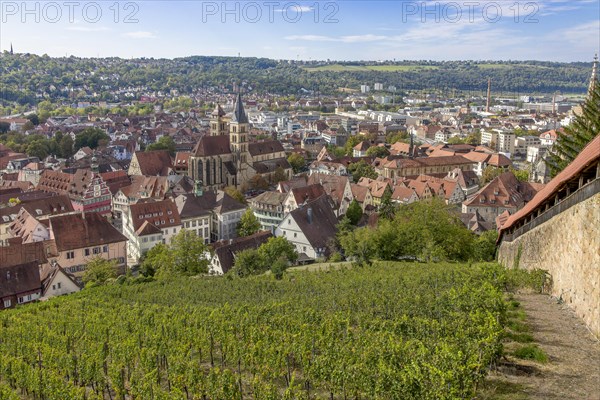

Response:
(588, 53), (598, 96)
(231, 92), (248, 124)
(229, 91), (249, 167)
(10, 43), (13, 55)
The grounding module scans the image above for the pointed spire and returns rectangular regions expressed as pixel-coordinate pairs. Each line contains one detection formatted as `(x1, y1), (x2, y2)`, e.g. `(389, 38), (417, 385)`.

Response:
(10, 43), (13, 55)
(231, 92), (248, 124)
(588, 53), (598, 96)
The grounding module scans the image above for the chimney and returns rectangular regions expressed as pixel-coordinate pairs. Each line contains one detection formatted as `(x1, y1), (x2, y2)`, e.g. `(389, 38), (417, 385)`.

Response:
(307, 207), (313, 224)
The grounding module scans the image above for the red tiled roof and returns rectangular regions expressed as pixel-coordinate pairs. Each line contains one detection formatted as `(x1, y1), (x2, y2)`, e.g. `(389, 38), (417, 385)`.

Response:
(192, 135), (231, 157)
(499, 135), (600, 235)
(49, 212), (127, 251)
(132, 150), (173, 176)
(129, 199), (181, 232)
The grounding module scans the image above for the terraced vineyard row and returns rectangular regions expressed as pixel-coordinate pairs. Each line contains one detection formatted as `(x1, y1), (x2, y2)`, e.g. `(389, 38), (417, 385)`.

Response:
(0, 263), (510, 399)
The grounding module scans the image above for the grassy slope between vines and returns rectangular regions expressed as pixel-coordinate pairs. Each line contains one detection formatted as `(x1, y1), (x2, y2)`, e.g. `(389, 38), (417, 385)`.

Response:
(1, 262), (514, 400)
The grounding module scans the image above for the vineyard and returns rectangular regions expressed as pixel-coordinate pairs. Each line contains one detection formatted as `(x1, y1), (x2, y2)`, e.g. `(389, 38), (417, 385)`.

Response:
(0, 262), (511, 399)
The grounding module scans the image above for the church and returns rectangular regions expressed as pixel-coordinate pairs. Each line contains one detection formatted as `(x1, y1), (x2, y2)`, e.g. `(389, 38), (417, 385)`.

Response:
(188, 93), (292, 191)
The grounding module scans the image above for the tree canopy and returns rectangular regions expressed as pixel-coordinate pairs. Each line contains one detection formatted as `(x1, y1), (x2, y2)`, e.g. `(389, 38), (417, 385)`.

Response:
(74, 127), (109, 150)
(546, 82), (600, 177)
(146, 136), (176, 155)
(339, 198), (481, 263)
(348, 160), (378, 182)
(237, 209), (261, 237)
(140, 229), (210, 278)
(287, 153), (306, 174)
(83, 257), (119, 286)
(232, 236), (297, 278)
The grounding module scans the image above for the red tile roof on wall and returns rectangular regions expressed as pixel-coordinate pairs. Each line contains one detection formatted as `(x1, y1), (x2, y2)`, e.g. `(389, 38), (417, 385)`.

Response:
(499, 135), (600, 236)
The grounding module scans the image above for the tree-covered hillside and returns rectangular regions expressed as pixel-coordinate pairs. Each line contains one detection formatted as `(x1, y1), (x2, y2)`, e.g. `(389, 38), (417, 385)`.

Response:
(0, 53), (593, 108)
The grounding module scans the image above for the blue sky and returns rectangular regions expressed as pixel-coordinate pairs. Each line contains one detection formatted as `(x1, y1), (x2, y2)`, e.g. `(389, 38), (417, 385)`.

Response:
(1, 0), (598, 61)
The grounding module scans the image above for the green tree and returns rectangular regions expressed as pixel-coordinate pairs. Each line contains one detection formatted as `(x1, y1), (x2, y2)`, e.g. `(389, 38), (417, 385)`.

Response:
(348, 160), (378, 182)
(338, 226), (376, 265)
(224, 186), (246, 204)
(366, 146), (390, 158)
(140, 243), (172, 277)
(546, 83), (600, 177)
(82, 257), (119, 285)
(0, 122), (10, 133)
(270, 256), (288, 280)
(21, 121), (34, 132)
(346, 199), (363, 225)
(237, 209), (261, 237)
(473, 230), (498, 262)
(146, 136), (176, 155)
(232, 249), (265, 277)
(26, 141), (48, 159)
(481, 166), (503, 185)
(169, 229), (211, 275)
(447, 136), (466, 145)
(287, 153), (306, 174)
(26, 113), (39, 126)
(258, 236), (298, 266)
(344, 135), (363, 155)
(511, 168), (530, 182)
(386, 131), (409, 144)
(249, 175), (270, 190)
(140, 230), (210, 278)
(378, 188), (395, 220)
(58, 135), (74, 158)
(74, 127), (109, 150)
(272, 167), (288, 183)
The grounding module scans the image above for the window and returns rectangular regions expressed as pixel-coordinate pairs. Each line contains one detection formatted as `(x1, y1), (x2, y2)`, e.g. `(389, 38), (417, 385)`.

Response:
(93, 247), (101, 254)
(84, 249), (90, 256)
(103, 245), (108, 253)
(4, 299), (12, 308)
(18, 297), (24, 304)
(57, 282), (61, 289)
(170, 219), (174, 223)
(52, 284), (56, 291)
(294, 233), (297, 238)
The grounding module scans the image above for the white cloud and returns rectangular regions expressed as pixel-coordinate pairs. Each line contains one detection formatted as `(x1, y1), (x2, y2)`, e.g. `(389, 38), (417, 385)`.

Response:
(123, 31), (157, 39)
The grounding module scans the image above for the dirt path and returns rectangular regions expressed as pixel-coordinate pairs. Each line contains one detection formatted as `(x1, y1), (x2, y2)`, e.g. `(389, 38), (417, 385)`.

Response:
(484, 293), (600, 400)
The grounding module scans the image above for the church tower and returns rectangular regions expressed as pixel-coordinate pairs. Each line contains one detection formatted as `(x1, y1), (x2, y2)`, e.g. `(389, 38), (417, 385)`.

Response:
(210, 104), (227, 136)
(230, 92), (249, 166)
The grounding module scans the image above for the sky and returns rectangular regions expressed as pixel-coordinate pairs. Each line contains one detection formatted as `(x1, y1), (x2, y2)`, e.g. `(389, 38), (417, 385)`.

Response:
(1, 0), (598, 61)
